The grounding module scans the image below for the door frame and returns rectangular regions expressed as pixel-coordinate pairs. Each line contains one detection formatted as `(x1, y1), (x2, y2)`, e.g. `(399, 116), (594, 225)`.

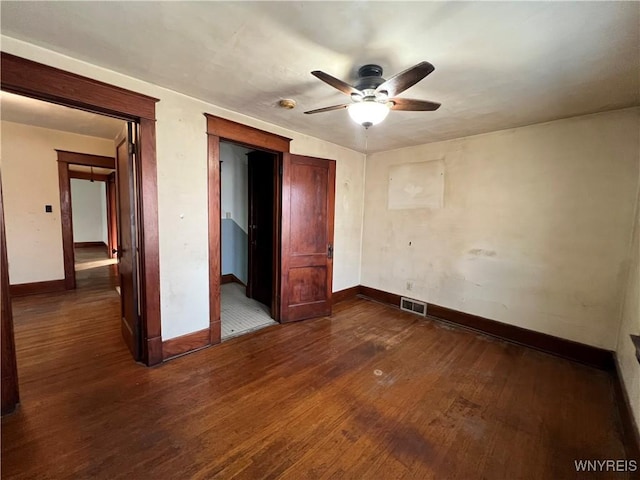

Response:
(205, 114), (291, 345)
(57, 150), (116, 290)
(0, 52), (163, 367)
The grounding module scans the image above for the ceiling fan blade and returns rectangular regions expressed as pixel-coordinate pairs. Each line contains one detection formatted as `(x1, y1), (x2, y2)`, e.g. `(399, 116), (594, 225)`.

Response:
(376, 61), (435, 97)
(311, 71), (362, 96)
(304, 103), (350, 115)
(389, 98), (441, 111)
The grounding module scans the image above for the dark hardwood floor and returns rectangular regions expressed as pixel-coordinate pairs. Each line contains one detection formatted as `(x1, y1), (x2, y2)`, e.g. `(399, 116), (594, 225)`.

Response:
(1, 263), (630, 479)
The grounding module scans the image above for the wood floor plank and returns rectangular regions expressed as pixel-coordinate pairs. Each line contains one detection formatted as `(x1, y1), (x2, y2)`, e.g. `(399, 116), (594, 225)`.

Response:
(1, 257), (631, 479)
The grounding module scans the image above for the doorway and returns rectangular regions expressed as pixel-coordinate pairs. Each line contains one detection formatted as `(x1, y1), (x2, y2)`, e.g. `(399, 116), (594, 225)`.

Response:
(1, 53), (161, 414)
(206, 114), (337, 348)
(220, 141), (278, 340)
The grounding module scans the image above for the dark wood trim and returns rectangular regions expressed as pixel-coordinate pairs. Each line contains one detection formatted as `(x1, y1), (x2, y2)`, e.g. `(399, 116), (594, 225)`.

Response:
(332, 286), (361, 305)
(9, 279), (66, 297)
(208, 134), (221, 345)
(68, 171), (110, 182)
(1, 172), (19, 415)
(1, 52), (158, 120)
(162, 328), (211, 361)
(57, 150), (115, 169)
(137, 119), (162, 366)
(3, 53), (161, 367)
(357, 285), (615, 371)
(57, 162), (75, 290)
(74, 241), (108, 249)
(272, 154), (283, 319)
(359, 285), (401, 307)
(205, 114), (291, 153)
(613, 356), (640, 461)
(426, 303), (615, 370)
(221, 273), (245, 286)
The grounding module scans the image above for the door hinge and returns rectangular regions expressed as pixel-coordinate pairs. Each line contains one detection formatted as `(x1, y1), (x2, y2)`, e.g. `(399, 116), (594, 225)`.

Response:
(279, 164), (283, 176)
(327, 243), (333, 259)
(128, 142), (135, 155)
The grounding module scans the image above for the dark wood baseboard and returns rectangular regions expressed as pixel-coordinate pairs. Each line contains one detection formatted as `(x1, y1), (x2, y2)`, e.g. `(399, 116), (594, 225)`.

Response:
(613, 356), (640, 462)
(221, 274), (245, 286)
(74, 241), (108, 249)
(332, 286), (361, 305)
(426, 303), (615, 371)
(162, 328), (211, 361)
(357, 285), (615, 371)
(9, 279), (67, 297)
(358, 285), (402, 307)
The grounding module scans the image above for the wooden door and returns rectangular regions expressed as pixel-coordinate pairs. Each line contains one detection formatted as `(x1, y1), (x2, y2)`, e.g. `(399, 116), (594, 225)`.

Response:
(247, 151), (275, 309)
(115, 123), (141, 360)
(106, 172), (118, 259)
(1, 173), (19, 414)
(280, 154), (336, 322)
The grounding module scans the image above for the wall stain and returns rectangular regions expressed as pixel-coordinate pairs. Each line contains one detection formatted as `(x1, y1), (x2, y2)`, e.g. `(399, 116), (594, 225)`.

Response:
(468, 248), (497, 257)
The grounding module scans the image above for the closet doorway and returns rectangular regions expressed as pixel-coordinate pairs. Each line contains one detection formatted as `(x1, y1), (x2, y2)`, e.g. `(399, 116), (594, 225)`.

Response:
(220, 142), (278, 340)
(206, 114), (337, 348)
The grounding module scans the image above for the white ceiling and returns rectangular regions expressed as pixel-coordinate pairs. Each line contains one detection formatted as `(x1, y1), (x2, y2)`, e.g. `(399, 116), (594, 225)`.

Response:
(1, 91), (124, 139)
(1, 2), (638, 153)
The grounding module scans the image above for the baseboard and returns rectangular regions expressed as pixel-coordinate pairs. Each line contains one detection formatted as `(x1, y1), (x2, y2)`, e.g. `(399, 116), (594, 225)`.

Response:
(357, 285), (615, 371)
(9, 279), (66, 297)
(613, 355), (640, 461)
(74, 241), (108, 249)
(332, 286), (360, 305)
(162, 328), (211, 361)
(221, 274), (245, 286)
(358, 285), (402, 307)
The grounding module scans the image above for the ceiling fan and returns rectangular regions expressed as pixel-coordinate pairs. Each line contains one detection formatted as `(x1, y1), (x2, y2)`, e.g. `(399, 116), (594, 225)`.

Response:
(304, 61), (441, 128)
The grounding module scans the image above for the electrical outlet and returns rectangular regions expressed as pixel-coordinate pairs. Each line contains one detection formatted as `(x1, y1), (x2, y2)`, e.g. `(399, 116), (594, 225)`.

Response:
(225, 212), (231, 219)
(406, 281), (413, 291)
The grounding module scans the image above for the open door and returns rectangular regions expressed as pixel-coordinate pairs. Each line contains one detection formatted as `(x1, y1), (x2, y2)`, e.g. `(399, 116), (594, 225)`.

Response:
(115, 123), (141, 360)
(280, 154), (336, 322)
(106, 172), (118, 259)
(1, 173), (20, 414)
(247, 150), (275, 309)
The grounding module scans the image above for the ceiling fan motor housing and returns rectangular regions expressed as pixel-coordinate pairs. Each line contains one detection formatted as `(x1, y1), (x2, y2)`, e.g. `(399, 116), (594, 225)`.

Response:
(356, 64), (386, 91)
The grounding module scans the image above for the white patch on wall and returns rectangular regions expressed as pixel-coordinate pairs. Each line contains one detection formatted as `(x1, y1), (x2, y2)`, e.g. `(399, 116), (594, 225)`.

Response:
(388, 160), (444, 210)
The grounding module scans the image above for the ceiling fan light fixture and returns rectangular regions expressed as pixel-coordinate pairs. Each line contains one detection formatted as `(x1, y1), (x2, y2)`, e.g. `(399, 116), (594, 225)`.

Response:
(348, 101), (391, 128)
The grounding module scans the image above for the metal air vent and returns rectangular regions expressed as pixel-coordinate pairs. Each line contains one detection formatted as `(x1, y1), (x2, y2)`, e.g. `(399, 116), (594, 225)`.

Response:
(400, 297), (427, 316)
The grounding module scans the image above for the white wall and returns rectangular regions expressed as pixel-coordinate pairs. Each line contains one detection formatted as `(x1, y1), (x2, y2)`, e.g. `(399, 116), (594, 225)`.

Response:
(0, 36), (366, 340)
(71, 178), (108, 244)
(362, 108), (639, 350)
(220, 142), (249, 231)
(220, 142), (250, 282)
(617, 168), (640, 428)
(0, 120), (113, 285)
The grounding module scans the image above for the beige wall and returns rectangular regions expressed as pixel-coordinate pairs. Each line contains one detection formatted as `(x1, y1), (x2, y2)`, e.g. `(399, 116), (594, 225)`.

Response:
(0, 121), (113, 285)
(1, 36), (366, 340)
(362, 108), (639, 350)
(617, 170), (640, 427)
